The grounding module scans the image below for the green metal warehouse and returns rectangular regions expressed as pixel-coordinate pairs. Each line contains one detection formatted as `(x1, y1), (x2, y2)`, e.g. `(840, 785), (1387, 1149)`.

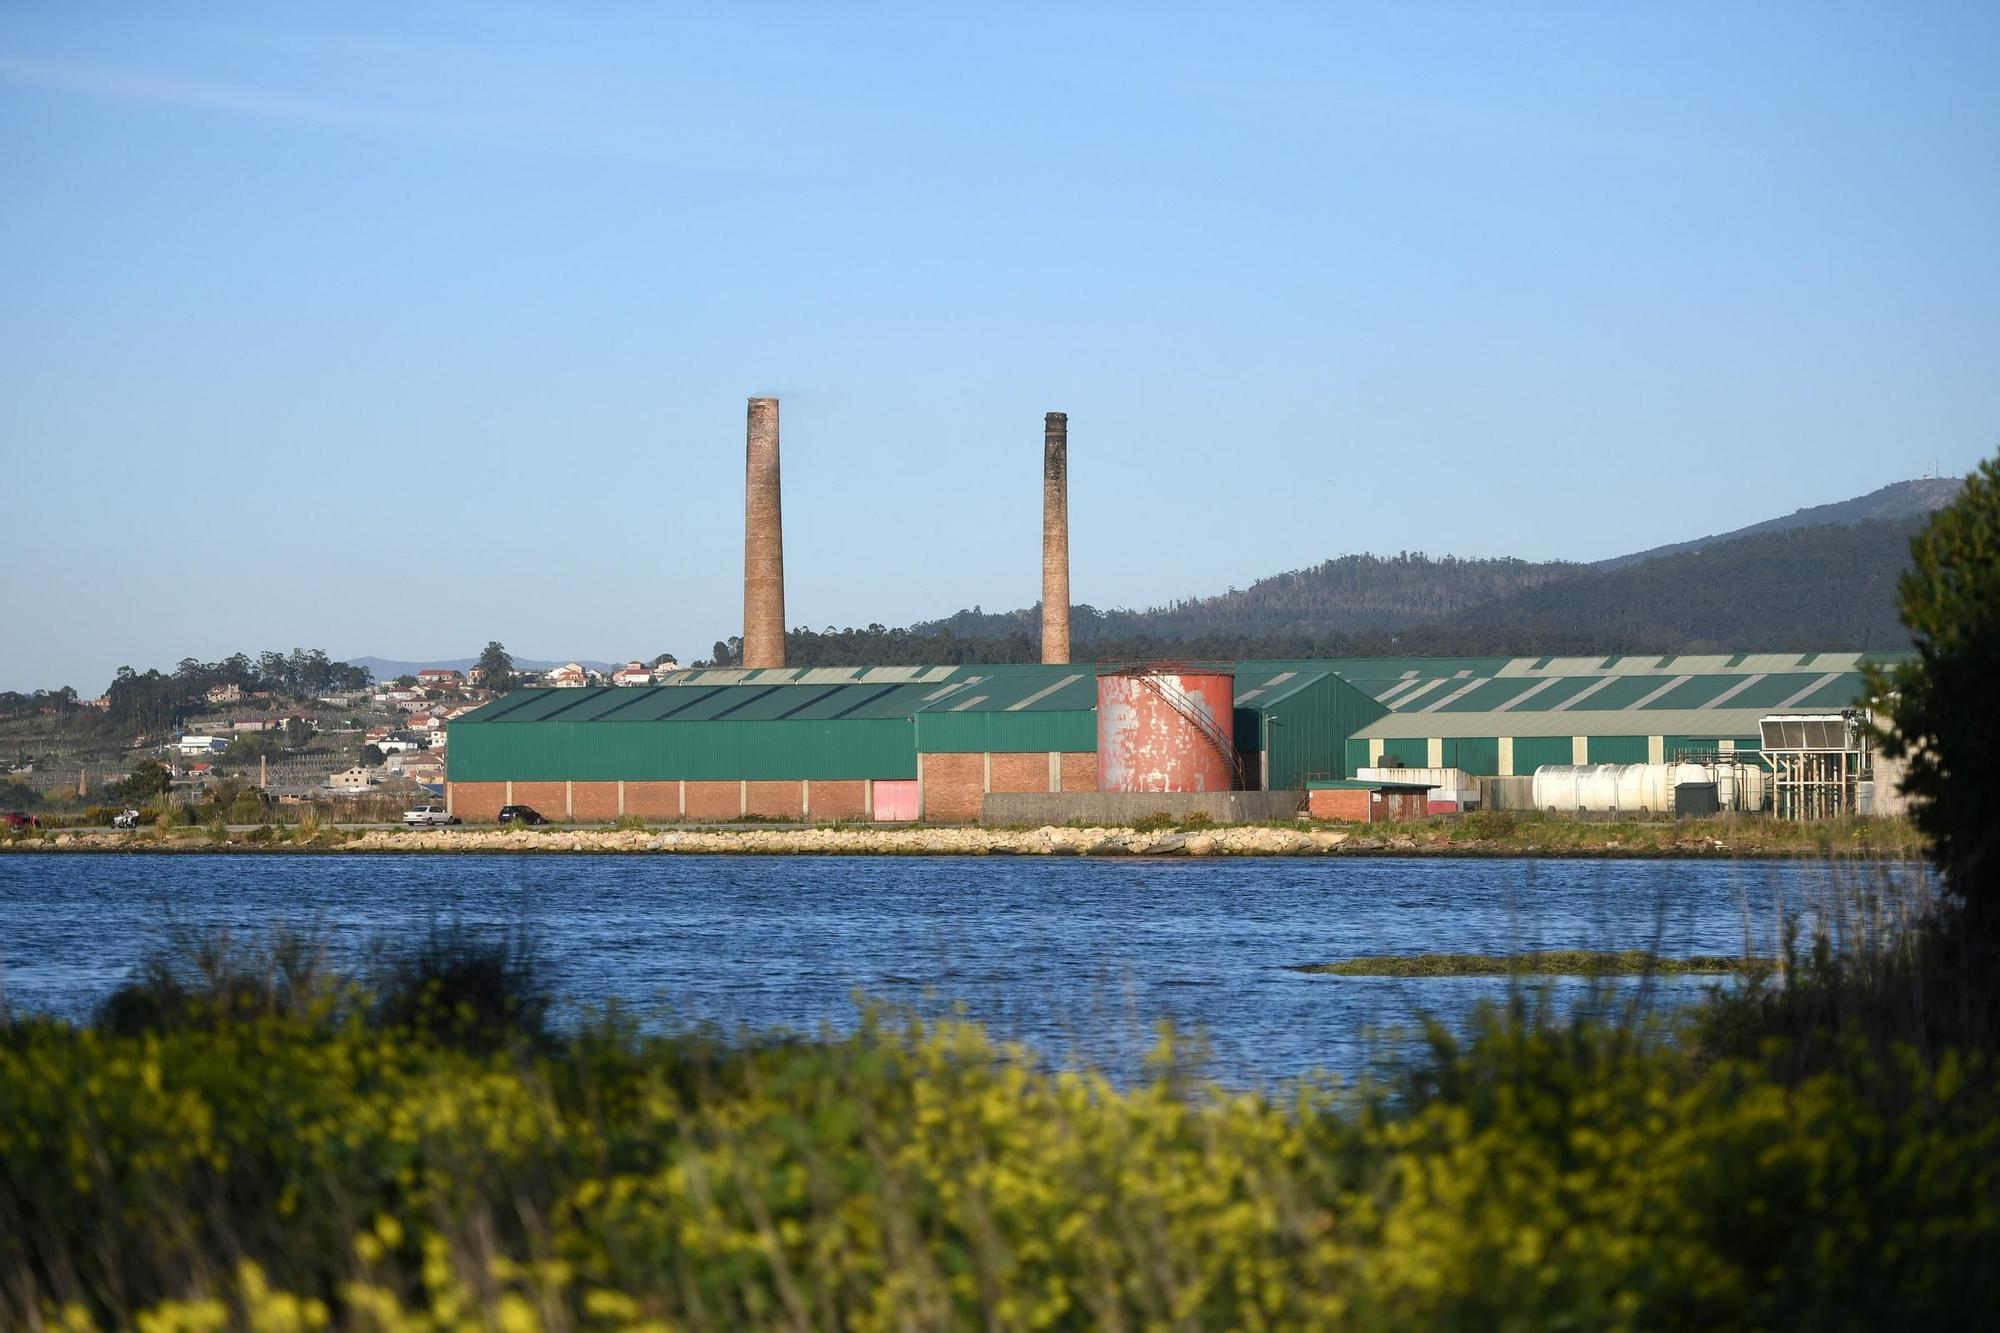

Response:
(443, 652), (1903, 821)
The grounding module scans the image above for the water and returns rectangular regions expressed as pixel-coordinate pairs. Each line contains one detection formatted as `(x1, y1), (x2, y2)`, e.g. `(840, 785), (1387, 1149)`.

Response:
(0, 853), (1914, 1084)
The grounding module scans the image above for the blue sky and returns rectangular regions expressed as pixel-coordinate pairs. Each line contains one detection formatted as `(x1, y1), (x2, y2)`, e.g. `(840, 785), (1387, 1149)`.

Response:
(3, 1), (1995, 692)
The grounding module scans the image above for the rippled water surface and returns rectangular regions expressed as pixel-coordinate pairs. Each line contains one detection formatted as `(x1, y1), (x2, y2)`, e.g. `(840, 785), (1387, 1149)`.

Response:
(0, 853), (1912, 1082)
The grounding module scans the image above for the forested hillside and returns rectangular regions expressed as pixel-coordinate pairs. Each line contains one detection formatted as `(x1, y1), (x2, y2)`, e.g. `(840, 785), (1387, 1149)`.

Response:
(719, 516), (1920, 666)
(1441, 516), (1919, 650)
(1595, 477), (1961, 569)
(916, 553), (1578, 642)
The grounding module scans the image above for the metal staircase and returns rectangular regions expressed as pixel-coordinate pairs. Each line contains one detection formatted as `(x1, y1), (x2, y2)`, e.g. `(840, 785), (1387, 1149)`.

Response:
(1126, 671), (1245, 791)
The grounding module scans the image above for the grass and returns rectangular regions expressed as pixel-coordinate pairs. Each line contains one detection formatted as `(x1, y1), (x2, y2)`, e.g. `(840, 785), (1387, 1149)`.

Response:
(1293, 949), (1764, 976)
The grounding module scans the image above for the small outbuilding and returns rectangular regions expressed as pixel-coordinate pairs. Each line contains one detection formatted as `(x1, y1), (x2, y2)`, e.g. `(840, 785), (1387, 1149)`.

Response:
(1306, 778), (1434, 824)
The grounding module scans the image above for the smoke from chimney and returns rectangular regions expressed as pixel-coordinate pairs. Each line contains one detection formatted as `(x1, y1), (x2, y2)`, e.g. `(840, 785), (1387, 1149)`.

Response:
(743, 396), (787, 669)
(1041, 411), (1070, 665)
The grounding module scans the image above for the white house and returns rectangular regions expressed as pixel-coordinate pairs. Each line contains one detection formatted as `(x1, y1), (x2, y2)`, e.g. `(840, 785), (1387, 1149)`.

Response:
(177, 735), (231, 756)
(387, 751), (445, 780)
(546, 662), (592, 688)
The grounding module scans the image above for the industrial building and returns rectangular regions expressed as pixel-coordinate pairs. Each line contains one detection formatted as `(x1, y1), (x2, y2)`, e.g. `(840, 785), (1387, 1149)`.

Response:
(447, 651), (1909, 822)
(444, 396), (1911, 822)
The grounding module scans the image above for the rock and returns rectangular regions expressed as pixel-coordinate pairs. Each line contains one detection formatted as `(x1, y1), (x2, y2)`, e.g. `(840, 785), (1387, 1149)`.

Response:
(1149, 833), (1188, 854)
(1185, 834), (1216, 856)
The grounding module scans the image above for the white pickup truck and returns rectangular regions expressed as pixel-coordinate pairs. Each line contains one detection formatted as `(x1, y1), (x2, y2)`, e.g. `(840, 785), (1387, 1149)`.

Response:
(401, 804), (461, 826)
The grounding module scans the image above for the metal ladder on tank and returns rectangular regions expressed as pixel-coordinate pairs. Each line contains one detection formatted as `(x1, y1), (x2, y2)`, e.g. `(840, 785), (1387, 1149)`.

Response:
(1128, 673), (1246, 791)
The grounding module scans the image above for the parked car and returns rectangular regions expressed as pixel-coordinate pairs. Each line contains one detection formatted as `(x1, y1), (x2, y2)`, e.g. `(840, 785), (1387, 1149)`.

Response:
(401, 804), (461, 827)
(2, 811), (37, 831)
(496, 805), (547, 825)
(112, 808), (143, 829)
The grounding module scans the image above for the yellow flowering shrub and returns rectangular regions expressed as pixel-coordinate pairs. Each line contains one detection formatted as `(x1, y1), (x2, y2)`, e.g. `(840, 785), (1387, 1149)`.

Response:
(3, 1002), (1995, 1329)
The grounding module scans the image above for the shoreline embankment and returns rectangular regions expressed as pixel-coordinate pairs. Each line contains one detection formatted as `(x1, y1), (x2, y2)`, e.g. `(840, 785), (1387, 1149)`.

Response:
(0, 816), (1924, 859)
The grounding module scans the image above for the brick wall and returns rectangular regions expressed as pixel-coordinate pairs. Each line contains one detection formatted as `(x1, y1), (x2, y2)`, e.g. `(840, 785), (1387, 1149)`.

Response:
(1060, 751), (1098, 793)
(807, 780), (868, 821)
(745, 780), (804, 820)
(921, 752), (984, 823)
(511, 781), (569, 821)
(450, 782), (506, 822)
(988, 751), (1050, 793)
(624, 781), (681, 819)
(685, 781), (742, 821)
(1308, 788), (1371, 822)
(570, 781), (621, 822)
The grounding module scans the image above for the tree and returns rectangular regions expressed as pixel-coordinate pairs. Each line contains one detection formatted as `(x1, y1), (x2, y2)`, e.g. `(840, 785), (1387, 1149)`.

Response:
(112, 759), (173, 803)
(284, 718), (313, 749)
(477, 641), (516, 694)
(1870, 455), (2000, 936)
(360, 744), (385, 768)
(225, 732), (284, 763)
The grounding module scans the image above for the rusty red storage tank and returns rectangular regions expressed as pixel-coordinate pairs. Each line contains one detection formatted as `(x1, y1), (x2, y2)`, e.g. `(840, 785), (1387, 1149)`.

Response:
(1096, 668), (1237, 793)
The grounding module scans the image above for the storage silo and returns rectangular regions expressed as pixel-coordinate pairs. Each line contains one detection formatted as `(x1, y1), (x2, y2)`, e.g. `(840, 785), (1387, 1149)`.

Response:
(1097, 668), (1238, 793)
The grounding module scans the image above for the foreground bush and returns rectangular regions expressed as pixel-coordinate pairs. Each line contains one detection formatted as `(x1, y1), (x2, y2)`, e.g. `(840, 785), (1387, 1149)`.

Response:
(3, 995), (1995, 1330)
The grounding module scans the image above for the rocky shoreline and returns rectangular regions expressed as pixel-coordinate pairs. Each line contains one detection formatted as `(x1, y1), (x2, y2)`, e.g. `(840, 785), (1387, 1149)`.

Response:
(0, 822), (1852, 857)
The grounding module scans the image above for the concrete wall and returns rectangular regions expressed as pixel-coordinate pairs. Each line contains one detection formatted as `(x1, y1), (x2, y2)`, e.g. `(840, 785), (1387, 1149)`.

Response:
(1479, 776), (1537, 811)
(979, 790), (1302, 827)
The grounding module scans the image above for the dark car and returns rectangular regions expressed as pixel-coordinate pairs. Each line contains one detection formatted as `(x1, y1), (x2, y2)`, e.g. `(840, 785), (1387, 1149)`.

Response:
(497, 805), (546, 825)
(2, 811), (37, 831)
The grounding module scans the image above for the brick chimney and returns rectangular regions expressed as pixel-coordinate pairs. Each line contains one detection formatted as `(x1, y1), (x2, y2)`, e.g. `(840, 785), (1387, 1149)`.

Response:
(743, 396), (787, 669)
(1041, 411), (1070, 665)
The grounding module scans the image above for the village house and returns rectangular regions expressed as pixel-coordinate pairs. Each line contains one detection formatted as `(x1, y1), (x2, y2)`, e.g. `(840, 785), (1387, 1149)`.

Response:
(387, 751), (445, 781)
(611, 661), (654, 686)
(545, 662), (593, 688)
(326, 767), (381, 791)
(416, 668), (464, 687)
(205, 683), (243, 704)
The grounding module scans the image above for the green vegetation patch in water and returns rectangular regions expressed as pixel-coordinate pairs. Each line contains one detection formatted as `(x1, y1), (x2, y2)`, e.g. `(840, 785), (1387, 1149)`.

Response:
(1294, 950), (1762, 977)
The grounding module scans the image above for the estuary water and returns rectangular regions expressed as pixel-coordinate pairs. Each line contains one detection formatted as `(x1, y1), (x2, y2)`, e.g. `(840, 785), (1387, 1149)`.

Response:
(0, 853), (1915, 1083)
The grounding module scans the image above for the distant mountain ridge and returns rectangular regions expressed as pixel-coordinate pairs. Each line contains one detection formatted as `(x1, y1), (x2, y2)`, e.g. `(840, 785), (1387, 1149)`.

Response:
(908, 477), (1953, 652)
(916, 553), (1580, 643)
(1592, 478), (1961, 570)
(1439, 516), (1922, 651)
(357, 478), (1957, 674)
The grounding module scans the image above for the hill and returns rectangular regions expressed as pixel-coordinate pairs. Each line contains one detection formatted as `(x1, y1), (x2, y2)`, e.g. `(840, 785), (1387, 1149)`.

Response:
(1437, 516), (1920, 652)
(752, 514), (1924, 666)
(917, 553), (1580, 643)
(1593, 477), (1960, 570)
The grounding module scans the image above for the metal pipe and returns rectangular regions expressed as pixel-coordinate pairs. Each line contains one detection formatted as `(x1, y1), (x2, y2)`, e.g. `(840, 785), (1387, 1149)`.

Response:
(1041, 411), (1070, 665)
(743, 396), (786, 669)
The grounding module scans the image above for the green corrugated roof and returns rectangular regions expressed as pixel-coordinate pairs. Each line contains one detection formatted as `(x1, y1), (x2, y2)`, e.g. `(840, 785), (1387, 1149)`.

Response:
(911, 670), (1098, 715)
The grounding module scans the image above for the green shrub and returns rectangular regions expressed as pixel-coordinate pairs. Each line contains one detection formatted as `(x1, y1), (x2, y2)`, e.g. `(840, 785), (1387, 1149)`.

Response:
(4, 993), (1993, 1329)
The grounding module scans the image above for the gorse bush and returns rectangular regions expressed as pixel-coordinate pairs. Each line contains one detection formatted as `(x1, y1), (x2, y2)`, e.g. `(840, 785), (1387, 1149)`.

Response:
(2, 988), (1994, 1329)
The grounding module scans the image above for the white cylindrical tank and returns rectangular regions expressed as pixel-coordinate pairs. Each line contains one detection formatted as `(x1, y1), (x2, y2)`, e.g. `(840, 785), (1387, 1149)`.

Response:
(1531, 764), (1667, 813)
(1532, 762), (1766, 813)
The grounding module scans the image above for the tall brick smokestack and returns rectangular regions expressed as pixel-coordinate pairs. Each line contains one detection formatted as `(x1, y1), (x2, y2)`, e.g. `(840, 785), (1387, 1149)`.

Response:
(743, 396), (787, 670)
(1041, 411), (1070, 665)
